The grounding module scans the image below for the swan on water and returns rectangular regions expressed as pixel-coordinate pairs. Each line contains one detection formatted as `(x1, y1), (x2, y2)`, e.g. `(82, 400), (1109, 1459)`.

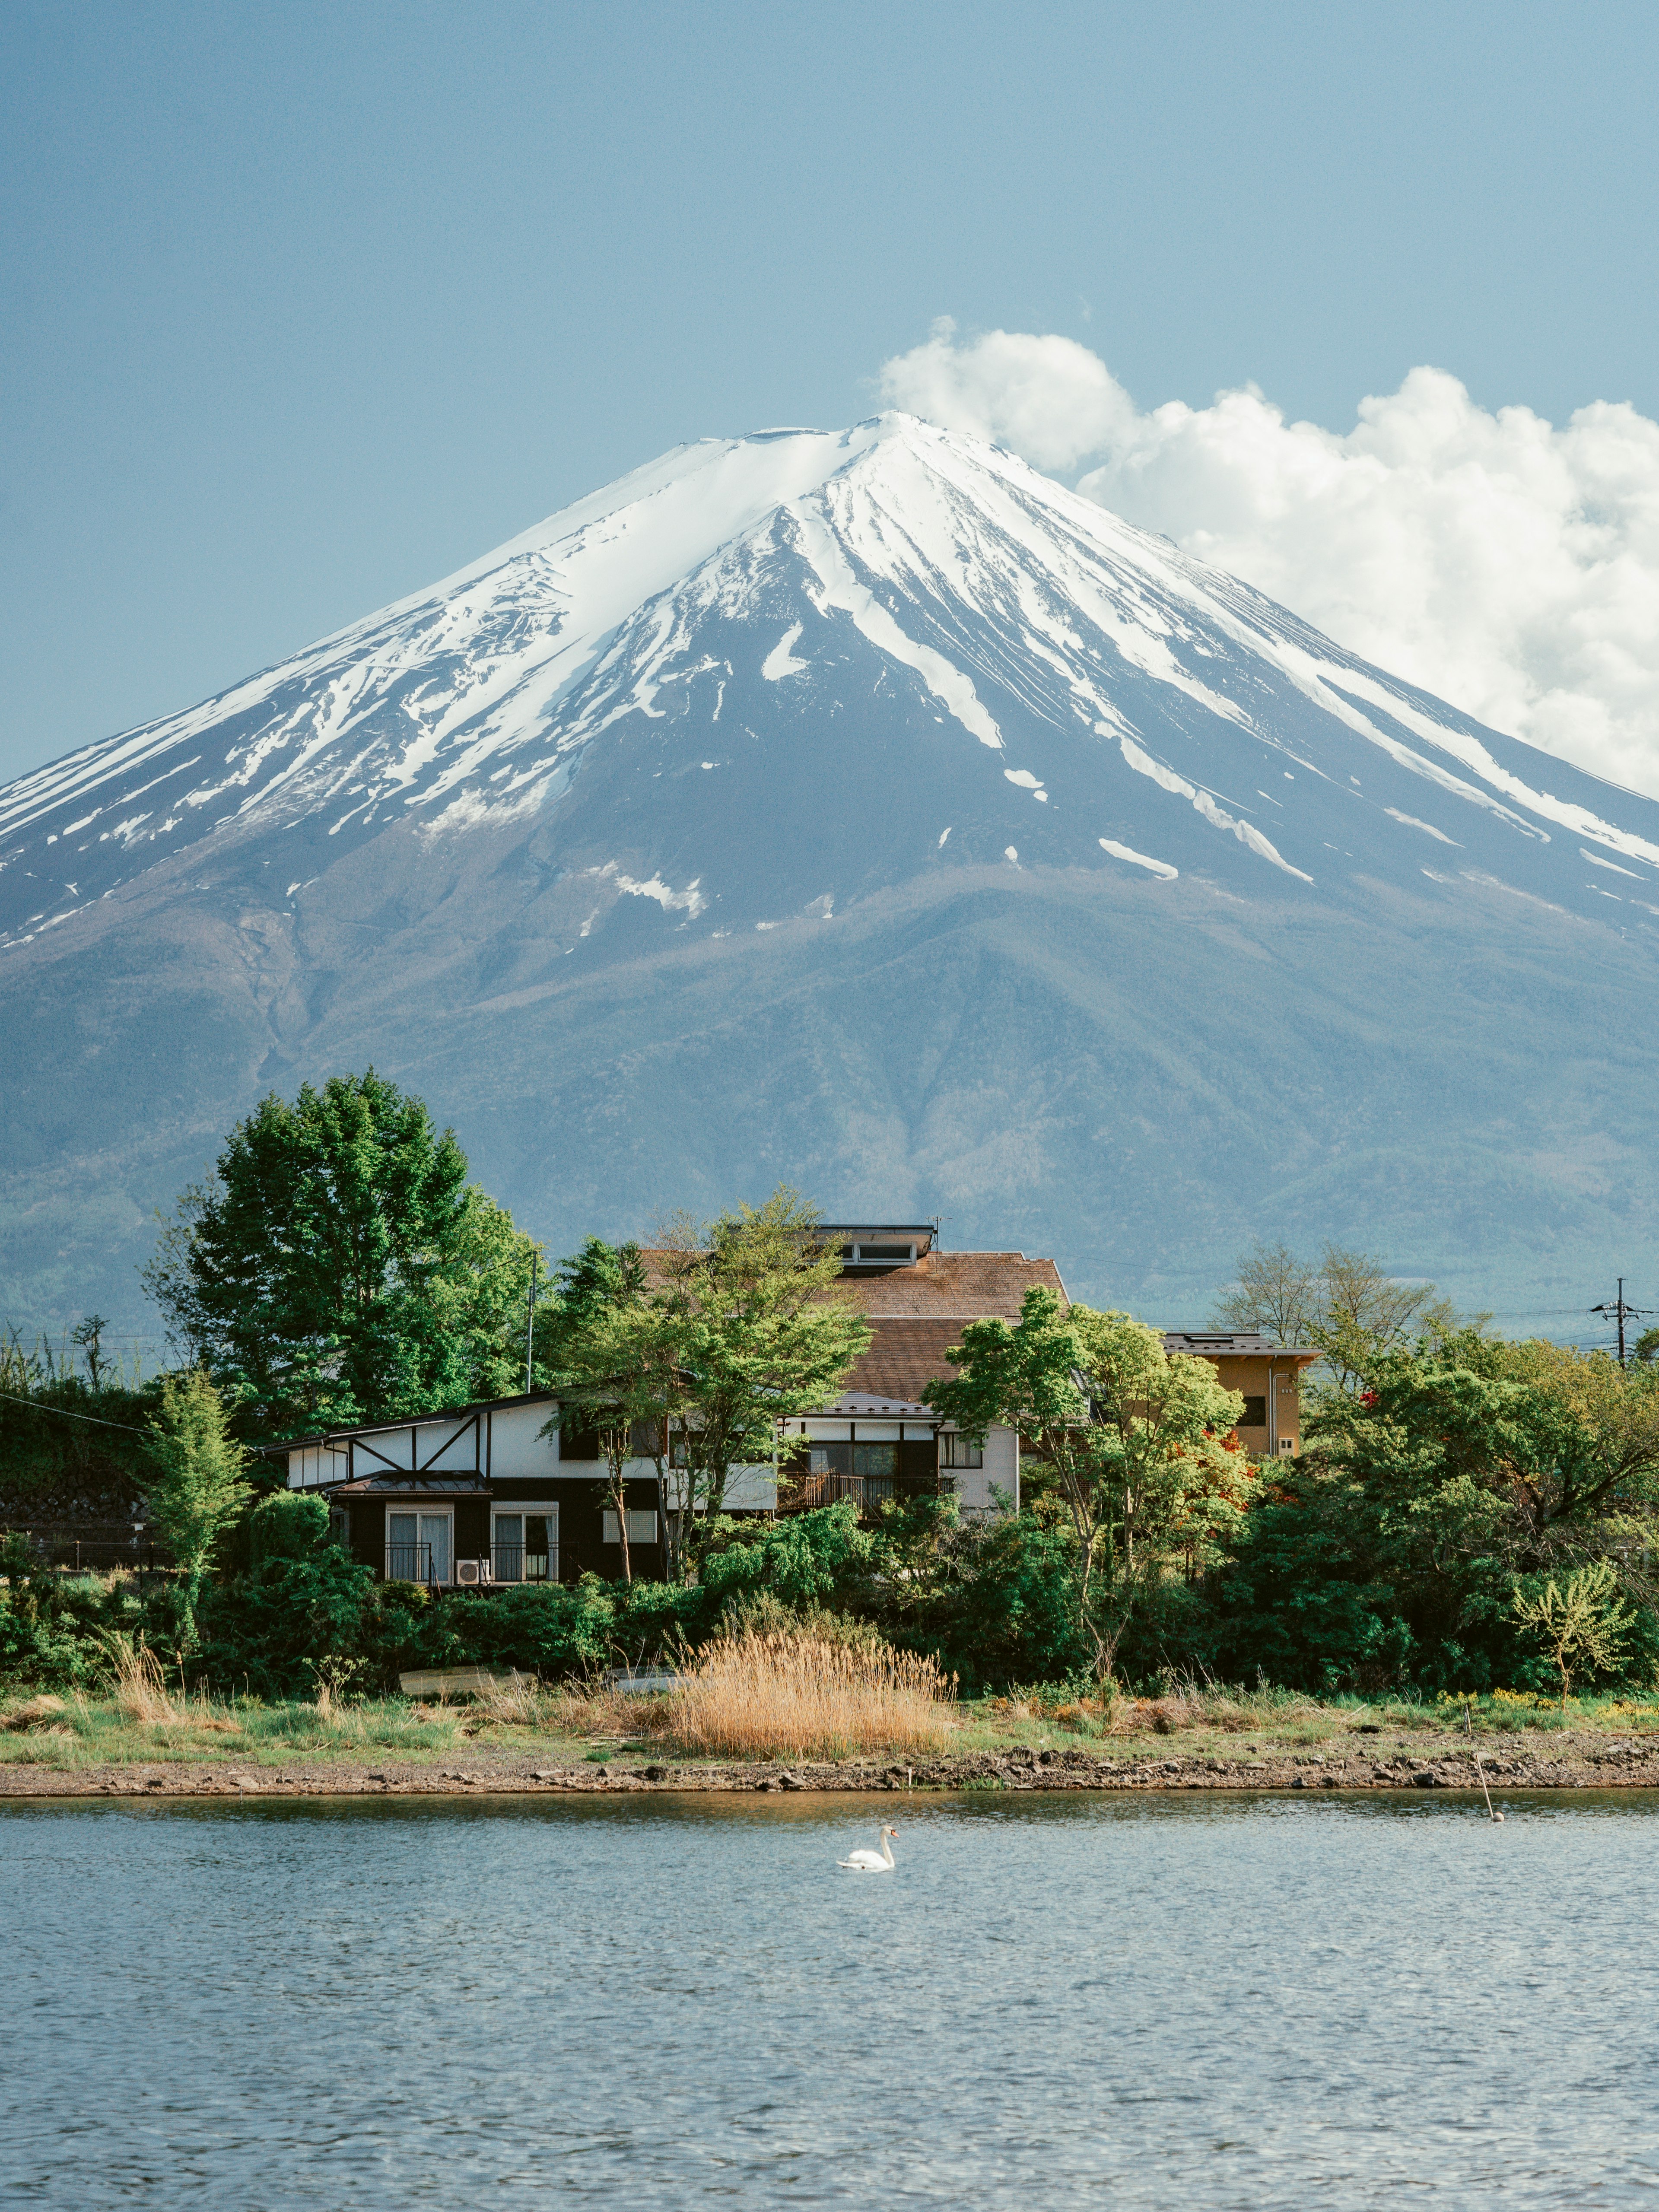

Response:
(838, 1825), (898, 1872)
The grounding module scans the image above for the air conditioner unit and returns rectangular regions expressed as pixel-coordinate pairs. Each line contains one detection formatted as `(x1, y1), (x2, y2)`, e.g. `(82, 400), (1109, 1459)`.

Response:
(455, 1558), (482, 1585)
(1276, 1438), (1296, 1456)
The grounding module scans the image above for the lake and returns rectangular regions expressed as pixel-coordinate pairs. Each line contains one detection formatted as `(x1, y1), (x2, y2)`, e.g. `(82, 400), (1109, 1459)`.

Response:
(3, 1791), (1656, 2207)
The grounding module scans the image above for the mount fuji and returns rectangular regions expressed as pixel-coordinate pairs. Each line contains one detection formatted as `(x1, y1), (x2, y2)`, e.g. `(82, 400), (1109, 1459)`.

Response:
(5, 412), (1659, 1336)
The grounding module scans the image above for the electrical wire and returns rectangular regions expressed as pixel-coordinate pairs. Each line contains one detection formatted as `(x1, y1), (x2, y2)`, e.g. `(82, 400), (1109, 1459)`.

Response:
(0, 1390), (149, 1436)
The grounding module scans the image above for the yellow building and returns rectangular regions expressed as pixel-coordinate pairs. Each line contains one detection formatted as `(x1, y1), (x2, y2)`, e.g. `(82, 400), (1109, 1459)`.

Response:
(1160, 1332), (1320, 1458)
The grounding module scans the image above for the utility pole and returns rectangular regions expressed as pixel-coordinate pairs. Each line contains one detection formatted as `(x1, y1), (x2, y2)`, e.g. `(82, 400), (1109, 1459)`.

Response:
(1590, 1278), (1646, 1367)
(524, 1252), (540, 1395)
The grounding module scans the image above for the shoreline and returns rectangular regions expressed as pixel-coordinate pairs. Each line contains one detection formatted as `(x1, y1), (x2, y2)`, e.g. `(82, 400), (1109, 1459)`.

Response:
(6, 1737), (1658, 1799)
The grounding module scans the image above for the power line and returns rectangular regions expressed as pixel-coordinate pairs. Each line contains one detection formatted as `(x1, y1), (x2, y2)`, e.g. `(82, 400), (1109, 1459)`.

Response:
(1589, 1278), (1648, 1368)
(0, 1390), (150, 1436)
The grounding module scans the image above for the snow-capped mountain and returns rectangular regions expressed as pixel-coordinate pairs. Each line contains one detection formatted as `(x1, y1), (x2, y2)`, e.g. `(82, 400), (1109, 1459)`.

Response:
(5, 414), (1659, 1336)
(7, 413), (1659, 943)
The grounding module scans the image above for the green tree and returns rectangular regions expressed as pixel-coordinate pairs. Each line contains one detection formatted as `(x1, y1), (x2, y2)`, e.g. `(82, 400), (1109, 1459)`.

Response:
(143, 1070), (546, 1432)
(652, 1190), (871, 1559)
(1214, 1331), (1659, 1692)
(140, 1368), (254, 1636)
(538, 1240), (675, 1586)
(1513, 1561), (1633, 1709)
(71, 1313), (111, 1391)
(925, 1289), (1250, 1682)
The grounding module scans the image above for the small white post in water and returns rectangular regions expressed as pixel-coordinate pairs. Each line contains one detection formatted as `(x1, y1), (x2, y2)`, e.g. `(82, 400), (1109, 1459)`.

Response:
(1465, 1700), (1505, 1822)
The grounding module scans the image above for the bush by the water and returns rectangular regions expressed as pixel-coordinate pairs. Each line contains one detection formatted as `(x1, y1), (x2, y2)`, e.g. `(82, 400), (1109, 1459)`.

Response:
(649, 1624), (956, 1761)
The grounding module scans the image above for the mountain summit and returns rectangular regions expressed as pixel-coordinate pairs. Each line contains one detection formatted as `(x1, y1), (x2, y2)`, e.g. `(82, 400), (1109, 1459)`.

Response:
(5, 414), (1659, 1331)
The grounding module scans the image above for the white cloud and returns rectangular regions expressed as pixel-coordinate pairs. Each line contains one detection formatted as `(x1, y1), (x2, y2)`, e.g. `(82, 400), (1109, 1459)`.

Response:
(878, 328), (1659, 798)
(879, 316), (1136, 472)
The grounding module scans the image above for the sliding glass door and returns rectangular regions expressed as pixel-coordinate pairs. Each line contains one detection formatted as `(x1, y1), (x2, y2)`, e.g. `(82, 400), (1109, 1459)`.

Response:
(385, 1510), (451, 1583)
(492, 1506), (558, 1583)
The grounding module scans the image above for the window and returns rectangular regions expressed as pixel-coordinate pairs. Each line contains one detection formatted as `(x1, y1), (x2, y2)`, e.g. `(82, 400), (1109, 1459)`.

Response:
(386, 1509), (451, 1583)
(328, 1506), (351, 1548)
(492, 1506), (558, 1584)
(805, 1441), (896, 1495)
(941, 1433), (983, 1469)
(603, 1509), (659, 1546)
(559, 1424), (603, 1462)
(1238, 1397), (1268, 1429)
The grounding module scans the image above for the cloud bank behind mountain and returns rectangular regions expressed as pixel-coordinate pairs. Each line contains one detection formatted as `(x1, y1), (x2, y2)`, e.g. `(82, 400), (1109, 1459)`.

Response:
(879, 321), (1659, 800)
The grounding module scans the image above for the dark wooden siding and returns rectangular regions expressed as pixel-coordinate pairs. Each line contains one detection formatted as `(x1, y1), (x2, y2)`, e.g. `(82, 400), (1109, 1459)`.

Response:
(454, 1497), (490, 1562)
(900, 1439), (938, 1490)
(348, 1497), (384, 1575)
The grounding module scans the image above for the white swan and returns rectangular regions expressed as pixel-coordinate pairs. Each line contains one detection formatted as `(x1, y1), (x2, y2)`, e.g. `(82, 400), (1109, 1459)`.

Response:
(838, 1824), (897, 1872)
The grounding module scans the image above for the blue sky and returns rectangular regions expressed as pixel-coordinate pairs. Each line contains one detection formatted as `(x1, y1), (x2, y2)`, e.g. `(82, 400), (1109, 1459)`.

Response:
(3, 0), (1656, 787)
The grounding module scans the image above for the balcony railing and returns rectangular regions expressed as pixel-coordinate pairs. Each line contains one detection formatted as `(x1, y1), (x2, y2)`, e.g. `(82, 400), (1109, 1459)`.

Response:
(489, 1544), (557, 1585)
(783, 1472), (943, 1513)
(385, 1541), (436, 1584)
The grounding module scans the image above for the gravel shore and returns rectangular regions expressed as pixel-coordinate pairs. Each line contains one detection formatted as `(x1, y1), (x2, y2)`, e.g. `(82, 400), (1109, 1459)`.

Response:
(6, 1734), (1657, 1799)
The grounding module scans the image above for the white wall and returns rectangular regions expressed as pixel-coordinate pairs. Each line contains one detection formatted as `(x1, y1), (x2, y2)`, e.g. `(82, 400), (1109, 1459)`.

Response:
(722, 1462), (779, 1512)
(286, 1442), (340, 1491)
(949, 1425), (1019, 1516)
(489, 1400), (561, 1480)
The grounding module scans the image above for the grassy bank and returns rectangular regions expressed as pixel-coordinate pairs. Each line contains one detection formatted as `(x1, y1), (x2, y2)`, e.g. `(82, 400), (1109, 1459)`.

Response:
(6, 1666), (1658, 1782)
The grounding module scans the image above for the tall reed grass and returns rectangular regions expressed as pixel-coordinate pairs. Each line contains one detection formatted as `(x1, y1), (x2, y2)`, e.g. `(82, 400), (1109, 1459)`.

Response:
(650, 1626), (956, 1761)
(102, 1633), (184, 1726)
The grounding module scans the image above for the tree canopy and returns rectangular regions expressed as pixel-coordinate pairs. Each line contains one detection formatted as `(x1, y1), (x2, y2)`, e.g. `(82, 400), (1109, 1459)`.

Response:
(143, 1070), (546, 1433)
(1212, 1324), (1659, 1692)
(1210, 1239), (1461, 1390)
(925, 1288), (1249, 1681)
(536, 1193), (871, 1580)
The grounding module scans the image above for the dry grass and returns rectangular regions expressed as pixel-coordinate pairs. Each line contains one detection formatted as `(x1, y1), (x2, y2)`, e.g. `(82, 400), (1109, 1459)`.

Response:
(464, 1669), (551, 1726)
(101, 1635), (238, 1732)
(5, 1692), (67, 1731)
(104, 1634), (185, 1726)
(645, 1626), (957, 1761)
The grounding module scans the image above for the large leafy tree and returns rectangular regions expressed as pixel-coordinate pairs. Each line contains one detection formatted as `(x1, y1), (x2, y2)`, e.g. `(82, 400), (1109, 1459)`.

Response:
(652, 1190), (872, 1552)
(925, 1289), (1249, 1681)
(537, 1198), (870, 1583)
(143, 1070), (545, 1432)
(1214, 1329), (1659, 1691)
(538, 1240), (678, 1586)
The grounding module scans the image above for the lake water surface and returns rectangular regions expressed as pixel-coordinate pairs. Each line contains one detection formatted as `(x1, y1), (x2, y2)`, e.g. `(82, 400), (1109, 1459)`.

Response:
(3, 1791), (1656, 2207)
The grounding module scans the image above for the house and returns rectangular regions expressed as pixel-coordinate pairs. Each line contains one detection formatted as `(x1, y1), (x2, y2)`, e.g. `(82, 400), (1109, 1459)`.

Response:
(272, 1230), (1314, 1585)
(776, 1224), (1067, 1518)
(779, 1242), (1320, 1510)
(1160, 1332), (1320, 1456)
(276, 1393), (775, 1589)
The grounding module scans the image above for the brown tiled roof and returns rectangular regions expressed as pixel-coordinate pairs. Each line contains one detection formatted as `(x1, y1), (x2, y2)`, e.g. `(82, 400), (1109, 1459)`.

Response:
(841, 1251), (1066, 1319)
(845, 1318), (976, 1405)
(636, 1243), (1061, 1407)
(639, 1245), (1063, 1319)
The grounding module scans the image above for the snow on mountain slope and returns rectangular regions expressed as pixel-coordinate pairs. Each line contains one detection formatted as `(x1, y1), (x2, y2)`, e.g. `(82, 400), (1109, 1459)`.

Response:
(6, 412), (1659, 1340)
(7, 413), (1659, 951)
